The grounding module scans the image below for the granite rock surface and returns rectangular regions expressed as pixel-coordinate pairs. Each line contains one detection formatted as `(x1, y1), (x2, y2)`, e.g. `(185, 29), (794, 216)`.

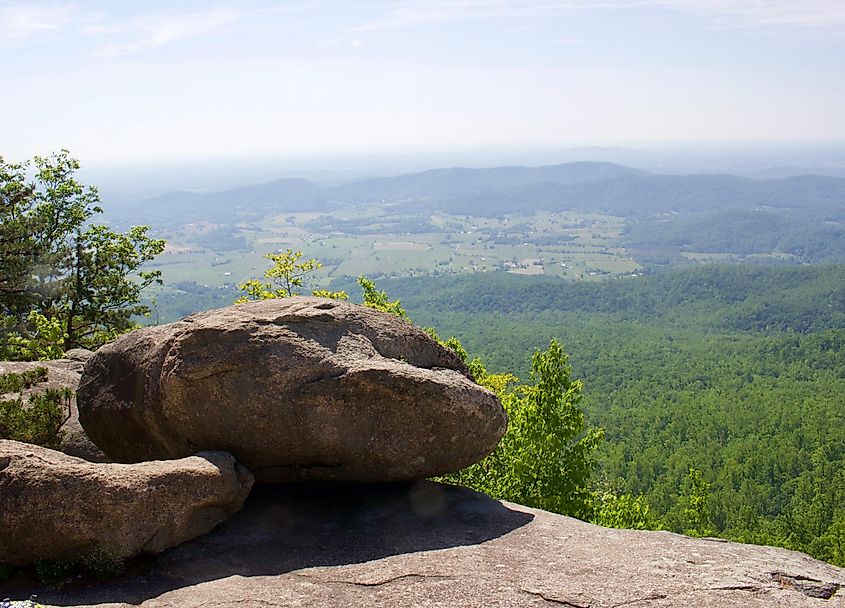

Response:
(3, 480), (842, 607)
(77, 298), (506, 482)
(0, 440), (253, 566)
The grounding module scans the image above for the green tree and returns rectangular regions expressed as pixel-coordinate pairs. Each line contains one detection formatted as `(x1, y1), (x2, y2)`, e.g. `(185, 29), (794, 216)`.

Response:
(592, 491), (659, 530)
(1, 151), (165, 357)
(343, 279), (658, 528)
(6, 311), (66, 360)
(0, 157), (41, 317)
(812, 513), (845, 567)
(363, 286), (609, 522)
(441, 339), (604, 520)
(357, 275), (407, 318)
(236, 249), (347, 303)
(680, 468), (714, 537)
(59, 224), (165, 349)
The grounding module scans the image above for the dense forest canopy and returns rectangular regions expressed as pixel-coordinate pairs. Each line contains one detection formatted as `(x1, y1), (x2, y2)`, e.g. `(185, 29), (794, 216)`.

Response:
(339, 265), (845, 566)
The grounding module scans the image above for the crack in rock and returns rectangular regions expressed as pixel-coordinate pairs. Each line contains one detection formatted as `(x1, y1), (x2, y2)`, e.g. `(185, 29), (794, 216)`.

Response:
(771, 571), (840, 600)
(707, 585), (765, 593)
(521, 589), (592, 607)
(610, 593), (669, 607)
(318, 573), (452, 587)
(228, 599), (287, 607)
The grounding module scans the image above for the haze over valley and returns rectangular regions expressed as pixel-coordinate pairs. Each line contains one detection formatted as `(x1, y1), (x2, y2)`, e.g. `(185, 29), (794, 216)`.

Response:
(88, 157), (845, 321)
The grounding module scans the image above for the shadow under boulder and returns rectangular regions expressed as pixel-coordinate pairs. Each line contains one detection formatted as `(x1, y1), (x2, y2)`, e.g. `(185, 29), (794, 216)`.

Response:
(13, 480), (533, 606)
(7, 479), (845, 608)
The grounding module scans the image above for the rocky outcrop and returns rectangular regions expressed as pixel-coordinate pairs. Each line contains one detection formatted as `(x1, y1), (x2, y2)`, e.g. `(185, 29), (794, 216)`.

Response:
(77, 298), (507, 482)
(0, 440), (253, 566)
(0, 354), (106, 462)
(6, 481), (842, 607)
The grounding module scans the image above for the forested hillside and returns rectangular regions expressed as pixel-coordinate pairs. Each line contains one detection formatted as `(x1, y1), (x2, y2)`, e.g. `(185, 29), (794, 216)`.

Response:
(366, 265), (845, 340)
(348, 265), (845, 566)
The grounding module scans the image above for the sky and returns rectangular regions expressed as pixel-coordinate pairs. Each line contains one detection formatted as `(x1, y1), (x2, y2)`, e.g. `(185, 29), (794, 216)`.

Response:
(2, 0), (845, 165)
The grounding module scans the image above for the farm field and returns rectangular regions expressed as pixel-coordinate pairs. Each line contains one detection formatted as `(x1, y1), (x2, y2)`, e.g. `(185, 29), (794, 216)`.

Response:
(124, 160), (845, 297)
(144, 206), (642, 288)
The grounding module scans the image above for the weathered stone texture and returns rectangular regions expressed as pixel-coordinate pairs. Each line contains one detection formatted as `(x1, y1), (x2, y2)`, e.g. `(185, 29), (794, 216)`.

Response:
(77, 298), (506, 482)
(5, 481), (842, 607)
(0, 440), (253, 566)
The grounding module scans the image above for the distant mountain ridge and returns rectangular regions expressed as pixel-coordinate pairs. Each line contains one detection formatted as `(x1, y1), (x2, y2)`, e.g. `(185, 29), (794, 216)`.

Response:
(113, 177), (326, 225)
(430, 173), (845, 218)
(114, 161), (845, 230)
(323, 161), (647, 203)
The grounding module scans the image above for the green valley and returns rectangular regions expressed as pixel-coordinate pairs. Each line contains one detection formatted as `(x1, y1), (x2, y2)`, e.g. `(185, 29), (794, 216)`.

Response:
(118, 162), (844, 315)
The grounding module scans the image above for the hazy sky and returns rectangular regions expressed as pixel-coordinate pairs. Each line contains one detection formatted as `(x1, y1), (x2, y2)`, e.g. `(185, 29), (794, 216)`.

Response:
(3, 0), (845, 164)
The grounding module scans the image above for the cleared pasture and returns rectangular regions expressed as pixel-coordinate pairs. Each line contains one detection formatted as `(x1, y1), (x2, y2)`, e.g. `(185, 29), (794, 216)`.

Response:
(149, 207), (643, 287)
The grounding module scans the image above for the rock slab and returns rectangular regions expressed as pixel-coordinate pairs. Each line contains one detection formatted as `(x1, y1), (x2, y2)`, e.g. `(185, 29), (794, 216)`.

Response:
(5, 481), (843, 607)
(0, 440), (253, 566)
(77, 297), (506, 482)
(0, 354), (106, 462)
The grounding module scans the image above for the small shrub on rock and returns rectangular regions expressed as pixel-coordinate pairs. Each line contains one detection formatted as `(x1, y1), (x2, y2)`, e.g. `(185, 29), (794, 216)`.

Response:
(35, 546), (125, 587)
(78, 546), (126, 580)
(34, 559), (77, 586)
(0, 369), (71, 449)
(0, 368), (48, 392)
(1, 597), (44, 608)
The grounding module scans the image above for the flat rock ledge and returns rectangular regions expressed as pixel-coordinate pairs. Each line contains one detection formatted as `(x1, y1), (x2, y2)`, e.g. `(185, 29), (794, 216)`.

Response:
(4, 481), (842, 607)
(77, 297), (506, 482)
(0, 441), (254, 566)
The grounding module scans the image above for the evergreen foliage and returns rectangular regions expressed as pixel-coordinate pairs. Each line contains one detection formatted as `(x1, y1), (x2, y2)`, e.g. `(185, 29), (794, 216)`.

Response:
(0, 151), (165, 358)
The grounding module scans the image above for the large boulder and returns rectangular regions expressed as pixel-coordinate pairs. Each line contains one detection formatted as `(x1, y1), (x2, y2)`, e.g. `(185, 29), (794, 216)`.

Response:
(0, 354), (107, 462)
(77, 297), (506, 482)
(0, 440), (253, 566)
(8, 481), (844, 607)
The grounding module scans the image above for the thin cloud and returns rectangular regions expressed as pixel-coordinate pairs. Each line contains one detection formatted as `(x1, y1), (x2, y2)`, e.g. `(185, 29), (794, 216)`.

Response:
(354, 0), (845, 31)
(650, 0), (845, 28)
(353, 1), (566, 31)
(92, 8), (241, 57)
(0, 1), (76, 44)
